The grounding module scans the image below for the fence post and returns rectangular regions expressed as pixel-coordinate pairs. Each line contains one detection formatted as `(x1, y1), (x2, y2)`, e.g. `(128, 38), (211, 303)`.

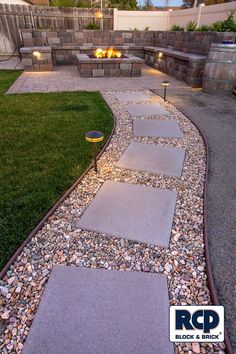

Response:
(113, 8), (118, 30)
(197, 3), (205, 28)
(166, 9), (173, 31)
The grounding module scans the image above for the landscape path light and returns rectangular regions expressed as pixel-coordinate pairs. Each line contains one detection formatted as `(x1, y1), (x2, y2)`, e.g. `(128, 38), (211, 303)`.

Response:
(85, 130), (104, 173)
(161, 80), (170, 101)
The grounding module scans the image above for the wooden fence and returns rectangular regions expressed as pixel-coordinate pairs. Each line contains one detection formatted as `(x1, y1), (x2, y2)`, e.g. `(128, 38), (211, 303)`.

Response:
(0, 4), (114, 55)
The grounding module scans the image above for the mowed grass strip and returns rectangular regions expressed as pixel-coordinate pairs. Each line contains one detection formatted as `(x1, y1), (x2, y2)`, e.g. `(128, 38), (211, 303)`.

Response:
(0, 70), (113, 269)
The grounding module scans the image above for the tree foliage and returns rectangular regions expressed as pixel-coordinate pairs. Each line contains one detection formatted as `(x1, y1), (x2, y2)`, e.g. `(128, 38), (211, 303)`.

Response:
(142, 0), (154, 9)
(108, 0), (138, 10)
(51, 0), (93, 7)
(182, 0), (226, 8)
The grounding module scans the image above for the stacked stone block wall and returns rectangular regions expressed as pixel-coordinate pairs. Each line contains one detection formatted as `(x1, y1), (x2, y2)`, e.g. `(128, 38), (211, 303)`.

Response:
(51, 45), (144, 66)
(153, 31), (236, 55)
(21, 30), (236, 58)
(21, 30), (155, 49)
(20, 47), (52, 71)
(77, 54), (143, 78)
(145, 47), (206, 88)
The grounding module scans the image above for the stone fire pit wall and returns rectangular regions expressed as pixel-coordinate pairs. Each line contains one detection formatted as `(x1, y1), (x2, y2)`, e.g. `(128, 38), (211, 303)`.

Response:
(76, 53), (144, 77)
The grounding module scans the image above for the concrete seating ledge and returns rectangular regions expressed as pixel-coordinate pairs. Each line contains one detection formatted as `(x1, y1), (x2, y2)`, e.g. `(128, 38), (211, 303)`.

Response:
(144, 46), (207, 88)
(20, 46), (53, 71)
(144, 46), (206, 62)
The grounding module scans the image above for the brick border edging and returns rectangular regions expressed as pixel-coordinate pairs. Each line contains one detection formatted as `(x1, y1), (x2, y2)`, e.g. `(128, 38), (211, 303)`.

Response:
(150, 89), (234, 354)
(0, 95), (116, 280)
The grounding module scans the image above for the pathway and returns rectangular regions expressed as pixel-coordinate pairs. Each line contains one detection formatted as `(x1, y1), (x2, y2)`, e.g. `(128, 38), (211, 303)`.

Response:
(7, 64), (189, 94)
(1, 63), (233, 352)
(1, 88), (225, 354)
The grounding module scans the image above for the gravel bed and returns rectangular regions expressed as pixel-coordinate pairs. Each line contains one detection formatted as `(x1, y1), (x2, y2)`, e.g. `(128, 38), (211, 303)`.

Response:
(0, 90), (225, 354)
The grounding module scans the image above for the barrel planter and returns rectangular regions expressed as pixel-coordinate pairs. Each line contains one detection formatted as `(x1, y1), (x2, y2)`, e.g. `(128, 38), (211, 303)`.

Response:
(203, 43), (236, 93)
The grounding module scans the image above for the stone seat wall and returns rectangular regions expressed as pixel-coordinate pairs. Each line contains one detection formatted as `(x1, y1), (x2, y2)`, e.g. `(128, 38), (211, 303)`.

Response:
(20, 46), (53, 71)
(144, 46), (206, 88)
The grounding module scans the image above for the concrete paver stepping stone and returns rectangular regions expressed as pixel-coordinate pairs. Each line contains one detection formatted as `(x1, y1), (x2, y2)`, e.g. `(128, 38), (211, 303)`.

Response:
(78, 180), (177, 247)
(134, 118), (183, 138)
(22, 265), (173, 354)
(126, 103), (169, 116)
(116, 141), (185, 177)
(114, 92), (149, 102)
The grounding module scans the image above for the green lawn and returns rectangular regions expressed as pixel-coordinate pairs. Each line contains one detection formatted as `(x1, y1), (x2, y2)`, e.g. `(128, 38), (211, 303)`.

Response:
(0, 70), (113, 270)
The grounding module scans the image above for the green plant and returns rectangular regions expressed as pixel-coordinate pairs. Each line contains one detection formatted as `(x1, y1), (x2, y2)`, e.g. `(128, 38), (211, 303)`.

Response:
(170, 24), (184, 32)
(210, 11), (236, 32)
(129, 27), (140, 31)
(186, 20), (197, 31)
(51, 0), (93, 7)
(144, 26), (150, 31)
(108, 0), (138, 10)
(84, 22), (100, 30)
(197, 24), (211, 32)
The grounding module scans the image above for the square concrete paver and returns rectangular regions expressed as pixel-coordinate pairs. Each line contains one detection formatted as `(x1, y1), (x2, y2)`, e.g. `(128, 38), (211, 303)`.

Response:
(78, 180), (177, 247)
(133, 118), (183, 138)
(116, 142), (185, 177)
(22, 266), (173, 354)
(114, 92), (149, 102)
(126, 103), (169, 116)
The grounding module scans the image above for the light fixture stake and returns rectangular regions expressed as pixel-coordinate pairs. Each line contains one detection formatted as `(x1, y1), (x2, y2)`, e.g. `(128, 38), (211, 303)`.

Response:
(161, 80), (170, 101)
(85, 130), (104, 173)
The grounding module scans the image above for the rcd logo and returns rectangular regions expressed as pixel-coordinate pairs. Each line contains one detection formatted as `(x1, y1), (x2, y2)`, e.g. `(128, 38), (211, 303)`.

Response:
(169, 306), (224, 342)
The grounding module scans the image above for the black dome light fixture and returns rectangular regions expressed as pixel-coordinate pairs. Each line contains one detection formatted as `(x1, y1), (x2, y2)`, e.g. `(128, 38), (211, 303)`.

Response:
(85, 130), (104, 173)
(161, 80), (170, 101)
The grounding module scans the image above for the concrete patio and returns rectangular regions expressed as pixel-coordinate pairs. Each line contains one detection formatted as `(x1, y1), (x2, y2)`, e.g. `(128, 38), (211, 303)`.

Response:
(6, 64), (191, 94)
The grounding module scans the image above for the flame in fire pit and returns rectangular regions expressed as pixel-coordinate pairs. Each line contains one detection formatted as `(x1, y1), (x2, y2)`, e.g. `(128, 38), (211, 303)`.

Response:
(95, 48), (122, 59)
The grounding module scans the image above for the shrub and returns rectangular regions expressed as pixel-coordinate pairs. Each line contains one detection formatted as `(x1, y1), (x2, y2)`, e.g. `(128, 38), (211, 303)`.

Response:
(129, 27), (140, 31)
(210, 11), (236, 32)
(84, 22), (100, 30)
(197, 24), (211, 32)
(144, 26), (150, 31)
(170, 24), (184, 32)
(186, 21), (197, 31)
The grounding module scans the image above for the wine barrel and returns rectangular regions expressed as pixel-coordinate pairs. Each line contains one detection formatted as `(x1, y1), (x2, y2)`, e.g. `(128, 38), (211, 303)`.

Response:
(203, 43), (236, 93)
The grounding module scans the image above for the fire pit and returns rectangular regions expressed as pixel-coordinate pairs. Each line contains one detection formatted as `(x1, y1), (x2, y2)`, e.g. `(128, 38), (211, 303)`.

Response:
(76, 47), (144, 78)
(93, 48), (123, 59)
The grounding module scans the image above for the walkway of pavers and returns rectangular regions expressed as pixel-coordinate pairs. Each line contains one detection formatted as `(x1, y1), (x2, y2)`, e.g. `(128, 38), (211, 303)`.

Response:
(2, 63), (232, 352)
(7, 64), (189, 94)
(22, 90), (185, 354)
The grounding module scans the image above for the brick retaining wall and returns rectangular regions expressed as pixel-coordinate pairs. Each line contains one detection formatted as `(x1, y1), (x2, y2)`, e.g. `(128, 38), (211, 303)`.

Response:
(153, 31), (236, 55)
(21, 30), (155, 48)
(21, 29), (236, 57)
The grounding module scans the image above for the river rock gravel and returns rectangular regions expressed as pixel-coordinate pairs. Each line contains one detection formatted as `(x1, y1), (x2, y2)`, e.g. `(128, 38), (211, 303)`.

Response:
(0, 90), (225, 353)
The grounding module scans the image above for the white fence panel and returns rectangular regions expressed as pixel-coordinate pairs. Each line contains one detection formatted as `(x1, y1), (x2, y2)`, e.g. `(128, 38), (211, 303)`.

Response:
(200, 2), (236, 26)
(114, 10), (169, 31)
